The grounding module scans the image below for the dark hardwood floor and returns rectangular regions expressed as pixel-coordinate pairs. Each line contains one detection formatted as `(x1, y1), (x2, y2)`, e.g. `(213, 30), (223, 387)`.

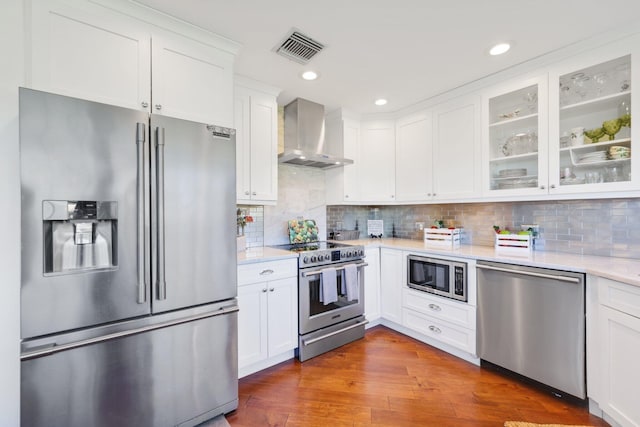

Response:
(226, 326), (608, 427)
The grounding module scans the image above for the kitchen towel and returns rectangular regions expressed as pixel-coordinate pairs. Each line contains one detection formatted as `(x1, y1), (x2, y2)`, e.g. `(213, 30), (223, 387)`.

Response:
(321, 267), (338, 305)
(344, 264), (359, 301)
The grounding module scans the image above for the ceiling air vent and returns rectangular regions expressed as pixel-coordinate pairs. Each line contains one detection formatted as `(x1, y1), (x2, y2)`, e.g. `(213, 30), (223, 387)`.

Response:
(275, 30), (324, 64)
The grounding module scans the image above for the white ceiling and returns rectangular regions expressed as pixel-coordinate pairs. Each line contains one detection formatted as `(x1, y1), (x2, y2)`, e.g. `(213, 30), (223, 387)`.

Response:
(135, 0), (640, 115)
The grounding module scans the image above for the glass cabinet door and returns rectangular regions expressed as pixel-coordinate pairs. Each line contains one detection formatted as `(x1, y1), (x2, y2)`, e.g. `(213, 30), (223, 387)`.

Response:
(554, 55), (632, 189)
(483, 76), (548, 194)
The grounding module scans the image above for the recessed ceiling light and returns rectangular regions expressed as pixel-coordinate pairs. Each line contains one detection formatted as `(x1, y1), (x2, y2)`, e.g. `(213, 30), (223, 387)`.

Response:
(489, 43), (511, 56)
(374, 98), (388, 106)
(301, 71), (318, 81)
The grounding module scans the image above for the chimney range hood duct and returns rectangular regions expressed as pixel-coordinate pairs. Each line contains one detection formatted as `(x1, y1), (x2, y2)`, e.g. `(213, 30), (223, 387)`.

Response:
(279, 98), (354, 169)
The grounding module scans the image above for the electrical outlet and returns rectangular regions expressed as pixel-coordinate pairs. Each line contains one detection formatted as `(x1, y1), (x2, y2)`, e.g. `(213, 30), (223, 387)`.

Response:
(415, 222), (424, 231)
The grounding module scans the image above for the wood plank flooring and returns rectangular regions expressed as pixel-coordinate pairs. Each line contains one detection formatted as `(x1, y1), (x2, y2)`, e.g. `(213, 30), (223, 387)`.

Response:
(226, 326), (609, 427)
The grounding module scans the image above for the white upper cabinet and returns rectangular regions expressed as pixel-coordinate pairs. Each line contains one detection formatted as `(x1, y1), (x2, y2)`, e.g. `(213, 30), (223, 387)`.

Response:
(151, 32), (235, 126)
(548, 37), (639, 195)
(359, 120), (396, 202)
(481, 75), (549, 197)
(28, 0), (238, 126)
(432, 94), (482, 200)
(325, 114), (361, 203)
(29, 0), (150, 111)
(395, 111), (433, 202)
(234, 79), (279, 204)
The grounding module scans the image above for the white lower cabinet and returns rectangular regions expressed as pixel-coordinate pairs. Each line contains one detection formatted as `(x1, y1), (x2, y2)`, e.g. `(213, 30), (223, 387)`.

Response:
(402, 288), (477, 356)
(364, 248), (381, 322)
(591, 276), (640, 427)
(237, 259), (298, 377)
(380, 248), (404, 324)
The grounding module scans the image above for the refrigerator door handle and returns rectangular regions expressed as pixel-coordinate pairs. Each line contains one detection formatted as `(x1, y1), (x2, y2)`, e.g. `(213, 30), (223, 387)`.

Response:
(136, 123), (147, 304)
(156, 127), (167, 300)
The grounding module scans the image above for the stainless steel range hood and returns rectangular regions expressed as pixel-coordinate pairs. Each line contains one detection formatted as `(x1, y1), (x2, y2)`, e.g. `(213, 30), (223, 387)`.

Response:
(279, 98), (354, 169)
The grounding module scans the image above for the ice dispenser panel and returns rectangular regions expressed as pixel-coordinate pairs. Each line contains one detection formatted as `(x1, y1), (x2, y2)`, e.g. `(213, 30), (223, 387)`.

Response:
(43, 200), (118, 274)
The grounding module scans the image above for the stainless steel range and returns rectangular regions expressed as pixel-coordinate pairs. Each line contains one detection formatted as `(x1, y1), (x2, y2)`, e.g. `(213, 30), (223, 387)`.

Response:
(272, 241), (368, 361)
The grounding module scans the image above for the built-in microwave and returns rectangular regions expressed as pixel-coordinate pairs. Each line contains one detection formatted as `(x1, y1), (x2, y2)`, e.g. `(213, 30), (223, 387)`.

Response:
(407, 255), (467, 302)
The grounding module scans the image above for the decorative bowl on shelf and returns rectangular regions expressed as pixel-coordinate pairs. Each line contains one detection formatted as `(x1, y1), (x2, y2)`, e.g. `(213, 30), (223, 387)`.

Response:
(584, 127), (605, 143)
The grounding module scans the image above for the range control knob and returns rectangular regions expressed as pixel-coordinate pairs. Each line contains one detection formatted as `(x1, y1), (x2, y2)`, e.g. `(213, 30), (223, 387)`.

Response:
(303, 256), (309, 264)
(324, 254), (330, 261)
(340, 252), (346, 259)
(347, 251), (353, 257)
(310, 256), (317, 263)
(358, 249), (364, 256)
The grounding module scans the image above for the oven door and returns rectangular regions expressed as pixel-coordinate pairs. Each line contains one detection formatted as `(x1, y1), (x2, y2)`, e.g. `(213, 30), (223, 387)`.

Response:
(299, 260), (366, 334)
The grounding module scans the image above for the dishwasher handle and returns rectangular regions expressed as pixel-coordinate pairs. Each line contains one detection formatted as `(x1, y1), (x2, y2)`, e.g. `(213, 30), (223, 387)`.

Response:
(476, 263), (581, 284)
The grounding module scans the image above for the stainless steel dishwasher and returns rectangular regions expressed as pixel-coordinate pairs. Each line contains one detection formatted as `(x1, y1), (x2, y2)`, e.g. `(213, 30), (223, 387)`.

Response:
(476, 261), (585, 399)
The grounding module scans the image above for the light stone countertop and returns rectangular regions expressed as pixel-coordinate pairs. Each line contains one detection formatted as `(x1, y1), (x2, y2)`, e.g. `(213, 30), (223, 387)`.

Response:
(236, 246), (298, 265)
(236, 238), (640, 288)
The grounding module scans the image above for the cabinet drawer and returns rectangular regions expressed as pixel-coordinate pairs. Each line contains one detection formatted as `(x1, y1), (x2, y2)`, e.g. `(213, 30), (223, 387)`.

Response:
(238, 258), (297, 286)
(598, 277), (640, 319)
(403, 308), (476, 355)
(402, 288), (476, 330)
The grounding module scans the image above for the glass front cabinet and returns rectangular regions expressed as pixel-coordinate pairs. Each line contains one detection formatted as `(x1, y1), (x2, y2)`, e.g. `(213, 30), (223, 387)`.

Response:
(548, 39), (638, 195)
(482, 75), (549, 196)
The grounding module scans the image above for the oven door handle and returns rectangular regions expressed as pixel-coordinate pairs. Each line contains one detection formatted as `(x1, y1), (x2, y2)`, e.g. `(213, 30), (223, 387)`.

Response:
(301, 262), (368, 277)
(302, 319), (370, 346)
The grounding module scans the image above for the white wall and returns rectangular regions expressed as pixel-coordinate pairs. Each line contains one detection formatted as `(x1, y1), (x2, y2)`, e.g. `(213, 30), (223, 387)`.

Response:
(0, 0), (23, 425)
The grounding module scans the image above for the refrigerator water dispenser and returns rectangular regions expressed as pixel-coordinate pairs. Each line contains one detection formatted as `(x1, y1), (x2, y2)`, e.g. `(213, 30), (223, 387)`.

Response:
(43, 200), (118, 274)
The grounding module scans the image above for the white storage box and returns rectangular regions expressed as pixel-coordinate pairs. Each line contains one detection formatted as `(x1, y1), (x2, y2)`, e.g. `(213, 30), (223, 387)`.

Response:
(495, 233), (532, 254)
(424, 228), (461, 249)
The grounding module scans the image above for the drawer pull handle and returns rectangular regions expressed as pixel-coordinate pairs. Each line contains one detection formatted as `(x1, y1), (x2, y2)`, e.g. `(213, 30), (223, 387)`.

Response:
(428, 325), (441, 334)
(260, 269), (274, 275)
(428, 303), (441, 311)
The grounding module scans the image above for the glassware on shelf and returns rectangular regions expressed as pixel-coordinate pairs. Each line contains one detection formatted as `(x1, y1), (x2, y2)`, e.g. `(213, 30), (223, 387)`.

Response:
(615, 63), (631, 92)
(523, 91), (538, 113)
(571, 73), (591, 101)
(570, 127), (585, 146)
(584, 127), (605, 143)
(618, 100), (631, 127)
(559, 81), (572, 106)
(602, 118), (622, 140)
(592, 72), (609, 97)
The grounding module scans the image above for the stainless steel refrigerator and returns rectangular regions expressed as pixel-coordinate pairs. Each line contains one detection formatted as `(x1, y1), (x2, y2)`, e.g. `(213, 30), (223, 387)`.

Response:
(19, 88), (238, 427)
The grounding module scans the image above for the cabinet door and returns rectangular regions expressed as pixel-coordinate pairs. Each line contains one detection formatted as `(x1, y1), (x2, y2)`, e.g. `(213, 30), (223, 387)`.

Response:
(359, 120), (396, 202)
(30, 0), (150, 111)
(343, 118), (361, 202)
(234, 87), (251, 201)
(364, 248), (381, 321)
(395, 111), (433, 202)
(380, 248), (403, 324)
(152, 32), (234, 126)
(433, 95), (482, 200)
(266, 277), (298, 356)
(248, 91), (278, 202)
(549, 38), (639, 195)
(599, 305), (640, 427)
(237, 283), (268, 368)
(482, 76), (549, 197)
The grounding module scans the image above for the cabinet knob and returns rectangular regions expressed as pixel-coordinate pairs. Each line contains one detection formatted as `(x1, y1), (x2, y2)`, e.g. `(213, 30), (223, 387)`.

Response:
(244, 191), (250, 195)
(345, 194), (349, 198)
(428, 325), (442, 334)
(262, 288), (268, 293)
(391, 195), (395, 199)
(540, 185), (546, 190)
(427, 193), (432, 197)
(252, 191), (257, 196)
(269, 288), (275, 292)
(432, 193), (436, 197)
(550, 184), (556, 189)
(155, 104), (162, 111)
(141, 101), (149, 108)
